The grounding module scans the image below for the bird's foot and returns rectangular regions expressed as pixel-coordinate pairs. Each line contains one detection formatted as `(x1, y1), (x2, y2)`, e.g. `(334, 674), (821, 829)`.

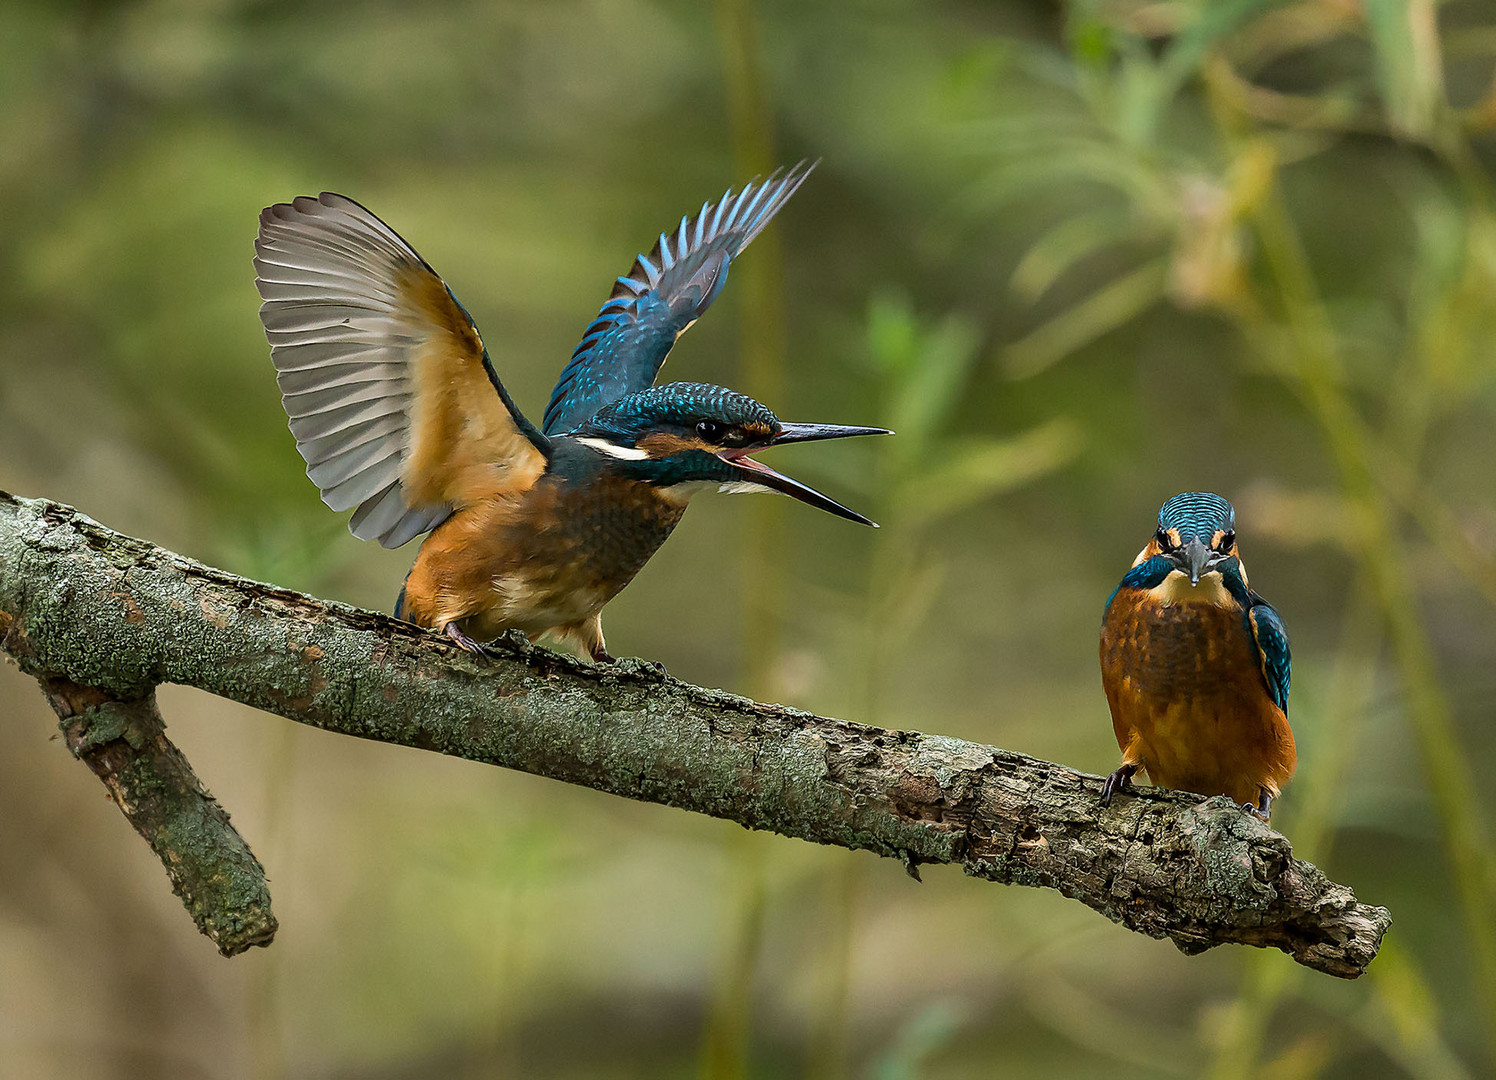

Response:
(443, 623), (490, 655)
(1101, 763), (1138, 807)
(1242, 788), (1273, 822)
(1239, 802), (1270, 822)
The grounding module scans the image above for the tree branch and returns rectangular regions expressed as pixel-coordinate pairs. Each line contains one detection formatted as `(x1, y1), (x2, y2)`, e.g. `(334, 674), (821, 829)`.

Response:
(41, 677), (276, 956)
(0, 491), (1389, 977)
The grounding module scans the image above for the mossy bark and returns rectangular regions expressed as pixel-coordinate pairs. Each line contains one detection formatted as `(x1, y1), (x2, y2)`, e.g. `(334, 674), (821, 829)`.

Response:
(0, 491), (1389, 976)
(42, 678), (276, 956)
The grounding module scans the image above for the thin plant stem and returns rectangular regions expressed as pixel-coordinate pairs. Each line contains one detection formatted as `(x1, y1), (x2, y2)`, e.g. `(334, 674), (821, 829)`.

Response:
(700, 829), (771, 1080)
(716, 0), (786, 700)
(248, 720), (297, 1080)
(1246, 178), (1496, 1073)
(806, 855), (861, 1080)
(1206, 580), (1380, 1080)
(702, 0), (785, 1073)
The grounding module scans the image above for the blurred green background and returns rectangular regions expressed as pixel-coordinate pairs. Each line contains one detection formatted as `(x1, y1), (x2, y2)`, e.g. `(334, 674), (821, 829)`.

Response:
(3, 0), (1495, 1076)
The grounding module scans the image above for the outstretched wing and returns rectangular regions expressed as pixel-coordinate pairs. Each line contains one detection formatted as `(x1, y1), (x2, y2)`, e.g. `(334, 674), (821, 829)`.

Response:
(255, 193), (550, 548)
(541, 161), (817, 436)
(1247, 597), (1291, 714)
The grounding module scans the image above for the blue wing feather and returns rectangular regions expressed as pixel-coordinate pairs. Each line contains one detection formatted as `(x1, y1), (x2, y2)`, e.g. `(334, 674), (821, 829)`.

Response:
(542, 161), (817, 435)
(1102, 555), (1172, 619)
(1247, 597), (1291, 714)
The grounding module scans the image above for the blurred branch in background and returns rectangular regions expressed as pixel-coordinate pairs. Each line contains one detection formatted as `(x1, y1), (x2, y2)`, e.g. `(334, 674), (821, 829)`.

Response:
(1208, 578), (1384, 1080)
(0, 490), (1389, 979)
(706, 0), (783, 1073)
(803, 294), (1081, 1080)
(1239, 168), (1496, 1075)
(716, 0), (785, 699)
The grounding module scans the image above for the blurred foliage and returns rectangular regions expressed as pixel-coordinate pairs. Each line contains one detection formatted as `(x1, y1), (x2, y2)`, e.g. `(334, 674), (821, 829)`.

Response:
(2, 0), (1496, 1078)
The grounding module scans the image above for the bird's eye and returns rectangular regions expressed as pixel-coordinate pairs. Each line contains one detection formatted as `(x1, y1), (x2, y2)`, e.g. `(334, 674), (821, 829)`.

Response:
(1218, 530), (1236, 551)
(1155, 528), (1174, 551)
(695, 419), (725, 443)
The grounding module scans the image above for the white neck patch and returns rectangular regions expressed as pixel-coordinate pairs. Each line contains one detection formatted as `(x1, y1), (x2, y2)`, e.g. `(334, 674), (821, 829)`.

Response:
(656, 480), (716, 505)
(655, 479), (774, 505)
(1147, 569), (1235, 608)
(575, 436), (650, 461)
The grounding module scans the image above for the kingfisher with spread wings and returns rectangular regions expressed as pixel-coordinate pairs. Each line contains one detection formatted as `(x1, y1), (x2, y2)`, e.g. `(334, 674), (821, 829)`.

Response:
(254, 163), (886, 662)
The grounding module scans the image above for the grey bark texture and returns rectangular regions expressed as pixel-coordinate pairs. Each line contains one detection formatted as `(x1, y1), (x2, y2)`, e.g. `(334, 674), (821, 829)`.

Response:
(41, 677), (277, 956)
(0, 491), (1389, 977)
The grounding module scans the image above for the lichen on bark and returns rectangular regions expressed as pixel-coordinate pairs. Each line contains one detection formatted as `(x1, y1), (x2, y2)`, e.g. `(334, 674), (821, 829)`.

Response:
(0, 491), (1389, 976)
(41, 678), (276, 956)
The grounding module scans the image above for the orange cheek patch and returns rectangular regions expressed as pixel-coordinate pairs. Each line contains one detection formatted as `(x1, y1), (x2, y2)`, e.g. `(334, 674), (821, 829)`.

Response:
(637, 432), (704, 457)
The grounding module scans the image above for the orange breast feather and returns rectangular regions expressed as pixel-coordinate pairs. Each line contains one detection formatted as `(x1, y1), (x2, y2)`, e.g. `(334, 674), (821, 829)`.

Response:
(1100, 588), (1295, 805)
(397, 472), (686, 643)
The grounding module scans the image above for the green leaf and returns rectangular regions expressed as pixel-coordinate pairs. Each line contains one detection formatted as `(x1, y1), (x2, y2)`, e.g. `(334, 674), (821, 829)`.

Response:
(869, 1000), (969, 1080)
(1364, 0), (1445, 140)
(867, 291), (920, 375)
(895, 419), (1083, 523)
(1012, 207), (1158, 303)
(1003, 258), (1169, 377)
(887, 314), (982, 455)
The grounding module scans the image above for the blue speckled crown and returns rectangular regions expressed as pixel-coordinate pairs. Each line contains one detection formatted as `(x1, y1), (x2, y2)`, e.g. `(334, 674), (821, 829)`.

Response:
(579, 381), (778, 440)
(1157, 492), (1235, 538)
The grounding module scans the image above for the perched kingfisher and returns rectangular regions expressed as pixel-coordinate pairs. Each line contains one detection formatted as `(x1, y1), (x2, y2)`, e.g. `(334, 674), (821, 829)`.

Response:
(253, 162), (887, 661)
(1098, 492), (1294, 819)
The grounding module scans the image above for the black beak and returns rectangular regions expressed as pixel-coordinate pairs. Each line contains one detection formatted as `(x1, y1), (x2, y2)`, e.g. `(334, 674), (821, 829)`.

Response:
(1174, 538), (1214, 586)
(718, 422), (890, 527)
(766, 422), (892, 445)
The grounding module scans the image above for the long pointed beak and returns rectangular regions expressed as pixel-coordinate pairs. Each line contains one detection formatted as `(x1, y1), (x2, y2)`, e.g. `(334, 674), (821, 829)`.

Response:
(767, 422), (893, 445)
(1175, 539), (1213, 586)
(718, 423), (889, 527)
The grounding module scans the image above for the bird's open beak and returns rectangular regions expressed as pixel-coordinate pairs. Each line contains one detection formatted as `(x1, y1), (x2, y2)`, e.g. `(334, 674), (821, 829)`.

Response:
(717, 422), (890, 527)
(1172, 538), (1218, 586)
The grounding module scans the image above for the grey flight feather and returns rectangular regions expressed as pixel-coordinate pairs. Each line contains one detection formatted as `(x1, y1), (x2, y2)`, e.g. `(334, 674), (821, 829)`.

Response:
(254, 193), (451, 548)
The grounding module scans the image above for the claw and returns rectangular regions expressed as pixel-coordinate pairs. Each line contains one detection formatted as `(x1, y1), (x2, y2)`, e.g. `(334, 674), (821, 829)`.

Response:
(443, 622), (489, 655)
(1101, 763), (1138, 807)
(1248, 787), (1274, 822)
